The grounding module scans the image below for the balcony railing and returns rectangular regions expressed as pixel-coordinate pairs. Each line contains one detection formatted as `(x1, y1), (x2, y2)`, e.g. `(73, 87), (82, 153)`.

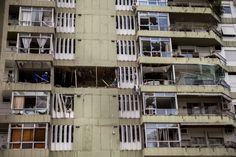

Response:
(145, 108), (178, 116)
(143, 79), (174, 85)
(168, 1), (209, 7)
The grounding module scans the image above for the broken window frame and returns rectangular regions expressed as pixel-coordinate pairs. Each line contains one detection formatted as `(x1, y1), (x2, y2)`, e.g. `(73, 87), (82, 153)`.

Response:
(141, 64), (175, 85)
(19, 7), (54, 27)
(138, 12), (169, 31)
(52, 94), (74, 118)
(8, 123), (48, 149)
(11, 92), (50, 115)
(51, 125), (74, 150)
(16, 33), (53, 54)
(142, 93), (178, 115)
(144, 123), (181, 148)
(139, 37), (172, 57)
(118, 67), (138, 89)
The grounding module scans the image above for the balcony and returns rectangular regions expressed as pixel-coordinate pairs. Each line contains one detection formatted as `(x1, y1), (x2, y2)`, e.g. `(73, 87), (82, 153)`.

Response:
(8, 6), (54, 33)
(9, 0), (55, 8)
(143, 147), (236, 156)
(135, 0), (219, 22)
(140, 64), (230, 93)
(2, 61), (52, 91)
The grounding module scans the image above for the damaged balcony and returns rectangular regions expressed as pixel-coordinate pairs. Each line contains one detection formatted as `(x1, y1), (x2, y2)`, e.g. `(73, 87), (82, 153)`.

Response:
(141, 64), (229, 87)
(2, 61), (52, 91)
(141, 94), (236, 126)
(0, 91), (51, 123)
(137, 11), (222, 46)
(180, 126), (236, 148)
(144, 124), (236, 149)
(8, 6), (54, 32)
(142, 92), (177, 116)
(141, 64), (175, 86)
(135, 0), (219, 22)
(54, 67), (117, 88)
(138, 37), (226, 66)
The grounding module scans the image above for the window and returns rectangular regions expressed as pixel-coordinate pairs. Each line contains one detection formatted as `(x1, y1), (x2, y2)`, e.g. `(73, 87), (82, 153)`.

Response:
(11, 92), (50, 115)
(117, 40), (136, 61)
(116, 0), (134, 10)
(51, 125), (74, 150)
(19, 7), (54, 27)
(118, 95), (140, 118)
(137, 0), (167, 6)
(56, 12), (75, 33)
(119, 125), (141, 150)
(116, 15), (135, 35)
(140, 37), (172, 57)
(139, 12), (169, 31)
(223, 6), (231, 14)
(55, 38), (75, 59)
(56, 0), (76, 8)
(118, 67), (138, 89)
(143, 93), (177, 115)
(52, 94), (74, 118)
(17, 33), (53, 54)
(144, 123), (180, 148)
(9, 123), (47, 149)
(221, 26), (236, 36)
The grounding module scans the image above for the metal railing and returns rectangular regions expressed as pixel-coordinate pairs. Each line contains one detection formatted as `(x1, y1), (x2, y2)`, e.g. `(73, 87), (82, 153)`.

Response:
(168, 1), (209, 8)
(143, 79), (174, 85)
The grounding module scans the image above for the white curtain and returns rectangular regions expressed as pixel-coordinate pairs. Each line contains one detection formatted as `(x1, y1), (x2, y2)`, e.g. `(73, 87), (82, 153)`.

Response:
(37, 36), (48, 53)
(22, 36), (32, 53)
(21, 11), (31, 26)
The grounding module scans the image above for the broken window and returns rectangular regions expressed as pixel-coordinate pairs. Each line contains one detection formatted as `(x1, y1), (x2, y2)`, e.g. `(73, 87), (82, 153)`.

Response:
(142, 64), (174, 85)
(143, 93), (177, 115)
(140, 37), (172, 57)
(11, 92), (50, 115)
(55, 38), (75, 60)
(18, 7), (54, 27)
(144, 123), (180, 148)
(17, 33), (53, 54)
(9, 123), (47, 149)
(116, 15), (135, 35)
(117, 40), (136, 61)
(118, 94), (140, 118)
(56, 0), (76, 8)
(52, 94), (74, 118)
(56, 12), (75, 33)
(15, 61), (51, 83)
(54, 67), (117, 88)
(119, 125), (141, 150)
(51, 125), (74, 150)
(118, 67), (138, 89)
(138, 12), (169, 31)
(175, 64), (227, 87)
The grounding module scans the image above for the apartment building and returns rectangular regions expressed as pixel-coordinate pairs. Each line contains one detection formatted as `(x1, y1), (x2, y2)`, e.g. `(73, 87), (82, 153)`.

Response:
(0, 0), (236, 157)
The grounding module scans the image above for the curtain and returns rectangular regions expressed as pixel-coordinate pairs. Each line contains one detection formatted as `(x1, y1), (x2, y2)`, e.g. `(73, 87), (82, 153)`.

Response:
(21, 11), (31, 26)
(13, 97), (25, 109)
(22, 36), (32, 53)
(32, 9), (42, 26)
(37, 36), (48, 53)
